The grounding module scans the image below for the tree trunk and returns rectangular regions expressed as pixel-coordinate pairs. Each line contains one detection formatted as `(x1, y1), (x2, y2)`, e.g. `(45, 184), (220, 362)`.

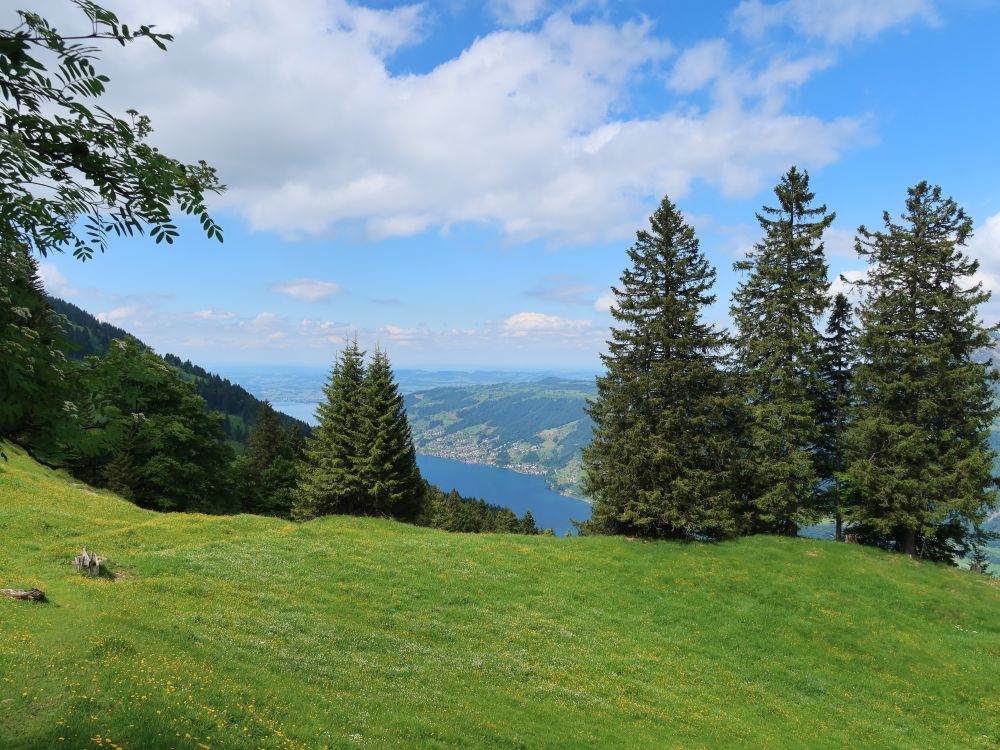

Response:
(834, 476), (843, 541)
(899, 528), (917, 556)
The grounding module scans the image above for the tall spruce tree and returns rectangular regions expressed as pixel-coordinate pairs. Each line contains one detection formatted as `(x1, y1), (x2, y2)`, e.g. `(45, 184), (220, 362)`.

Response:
(815, 292), (857, 541)
(358, 349), (424, 520)
(845, 182), (998, 559)
(731, 166), (833, 535)
(582, 195), (743, 539)
(293, 340), (368, 520)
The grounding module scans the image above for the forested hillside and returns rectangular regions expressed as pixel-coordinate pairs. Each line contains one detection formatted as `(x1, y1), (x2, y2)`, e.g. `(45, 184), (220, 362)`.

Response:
(48, 296), (311, 445)
(405, 378), (596, 496)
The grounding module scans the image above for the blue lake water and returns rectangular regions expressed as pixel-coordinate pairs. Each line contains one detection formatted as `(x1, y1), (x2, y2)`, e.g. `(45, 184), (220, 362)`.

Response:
(416, 454), (591, 536)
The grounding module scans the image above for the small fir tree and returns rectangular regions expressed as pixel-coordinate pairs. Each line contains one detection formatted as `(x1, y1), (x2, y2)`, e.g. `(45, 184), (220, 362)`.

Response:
(845, 182), (998, 558)
(731, 166), (833, 535)
(815, 292), (857, 540)
(293, 340), (367, 520)
(235, 401), (299, 517)
(583, 195), (743, 539)
(358, 348), (424, 519)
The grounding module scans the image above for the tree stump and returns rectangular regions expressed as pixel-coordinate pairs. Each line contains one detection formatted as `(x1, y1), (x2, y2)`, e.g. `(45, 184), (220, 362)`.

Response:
(970, 563), (984, 574)
(1, 588), (45, 602)
(844, 533), (859, 544)
(73, 547), (105, 576)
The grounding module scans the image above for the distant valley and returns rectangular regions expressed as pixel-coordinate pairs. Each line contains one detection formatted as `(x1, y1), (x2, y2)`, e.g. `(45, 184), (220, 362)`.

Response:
(405, 379), (596, 498)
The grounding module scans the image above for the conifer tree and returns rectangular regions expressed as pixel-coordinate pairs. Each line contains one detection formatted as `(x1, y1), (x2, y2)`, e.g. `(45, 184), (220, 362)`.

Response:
(731, 166), (833, 535)
(236, 401), (299, 517)
(0, 244), (71, 453)
(358, 348), (424, 519)
(293, 340), (367, 519)
(845, 182), (998, 558)
(816, 293), (857, 540)
(583, 195), (743, 539)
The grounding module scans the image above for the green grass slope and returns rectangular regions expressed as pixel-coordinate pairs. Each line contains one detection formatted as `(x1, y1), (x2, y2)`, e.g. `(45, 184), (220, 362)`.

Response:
(1, 445), (998, 750)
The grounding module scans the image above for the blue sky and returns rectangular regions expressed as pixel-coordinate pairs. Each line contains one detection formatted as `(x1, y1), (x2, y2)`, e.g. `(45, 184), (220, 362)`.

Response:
(30, 0), (1000, 370)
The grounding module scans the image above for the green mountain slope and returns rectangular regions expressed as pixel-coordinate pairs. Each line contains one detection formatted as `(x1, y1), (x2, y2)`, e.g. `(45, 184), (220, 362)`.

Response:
(2, 445), (998, 749)
(47, 296), (311, 445)
(405, 378), (596, 496)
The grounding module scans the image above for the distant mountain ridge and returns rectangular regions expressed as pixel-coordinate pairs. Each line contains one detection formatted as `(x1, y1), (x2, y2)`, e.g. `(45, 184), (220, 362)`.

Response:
(47, 296), (311, 445)
(405, 378), (596, 497)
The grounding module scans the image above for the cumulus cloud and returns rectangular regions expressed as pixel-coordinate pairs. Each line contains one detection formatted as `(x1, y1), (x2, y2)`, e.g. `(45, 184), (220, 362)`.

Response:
(967, 211), (1000, 320)
(502, 311), (592, 336)
(272, 279), (344, 302)
(732, 0), (937, 45)
(37, 263), (78, 298)
(669, 39), (730, 93)
(594, 290), (615, 313)
(41, 0), (869, 244)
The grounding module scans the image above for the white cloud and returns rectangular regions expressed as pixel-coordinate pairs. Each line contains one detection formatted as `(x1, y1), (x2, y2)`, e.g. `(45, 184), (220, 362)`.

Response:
(96, 305), (142, 324)
(967, 211), (1000, 320)
(824, 226), (859, 259)
(46, 1), (868, 244)
(502, 311), (592, 336)
(669, 39), (729, 93)
(37, 263), (78, 298)
(594, 290), (615, 313)
(732, 0), (937, 45)
(829, 269), (866, 300)
(272, 279), (344, 302)
(192, 308), (235, 320)
(490, 0), (550, 26)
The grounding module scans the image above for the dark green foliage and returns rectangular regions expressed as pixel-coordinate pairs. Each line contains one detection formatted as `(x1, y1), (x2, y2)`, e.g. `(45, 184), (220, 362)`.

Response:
(815, 293), (857, 540)
(294, 341), (369, 519)
(731, 166), (833, 534)
(47, 295), (128, 358)
(0, 244), (71, 454)
(0, 2), (222, 260)
(359, 350), (424, 520)
(417, 483), (539, 534)
(47, 295), (311, 442)
(845, 182), (998, 559)
(66, 338), (235, 512)
(583, 195), (744, 539)
(295, 343), (425, 521)
(233, 402), (302, 518)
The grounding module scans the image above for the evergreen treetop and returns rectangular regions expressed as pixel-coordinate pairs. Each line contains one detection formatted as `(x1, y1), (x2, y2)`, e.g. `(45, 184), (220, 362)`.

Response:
(359, 348), (423, 520)
(846, 182), (998, 558)
(293, 340), (368, 520)
(731, 166), (834, 534)
(583, 195), (743, 539)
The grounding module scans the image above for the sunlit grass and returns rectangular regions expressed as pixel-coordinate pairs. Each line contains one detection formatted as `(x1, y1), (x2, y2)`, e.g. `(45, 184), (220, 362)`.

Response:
(1, 443), (998, 749)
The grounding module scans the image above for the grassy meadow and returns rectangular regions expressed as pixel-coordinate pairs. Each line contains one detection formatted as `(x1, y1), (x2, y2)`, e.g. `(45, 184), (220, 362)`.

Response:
(1, 443), (998, 749)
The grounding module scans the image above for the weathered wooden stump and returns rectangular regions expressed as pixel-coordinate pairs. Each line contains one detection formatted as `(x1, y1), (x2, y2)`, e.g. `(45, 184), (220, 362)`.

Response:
(73, 547), (105, 576)
(844, 533), (859, 544)
(970, 563), (984, 574)
(1, 588), (45, 602)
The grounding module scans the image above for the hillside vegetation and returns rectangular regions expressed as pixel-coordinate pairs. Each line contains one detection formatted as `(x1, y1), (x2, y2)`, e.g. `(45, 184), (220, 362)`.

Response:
(47, 296), (311, 446)
(405, 379), (595, 496)
(2, 445), (998, 750)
